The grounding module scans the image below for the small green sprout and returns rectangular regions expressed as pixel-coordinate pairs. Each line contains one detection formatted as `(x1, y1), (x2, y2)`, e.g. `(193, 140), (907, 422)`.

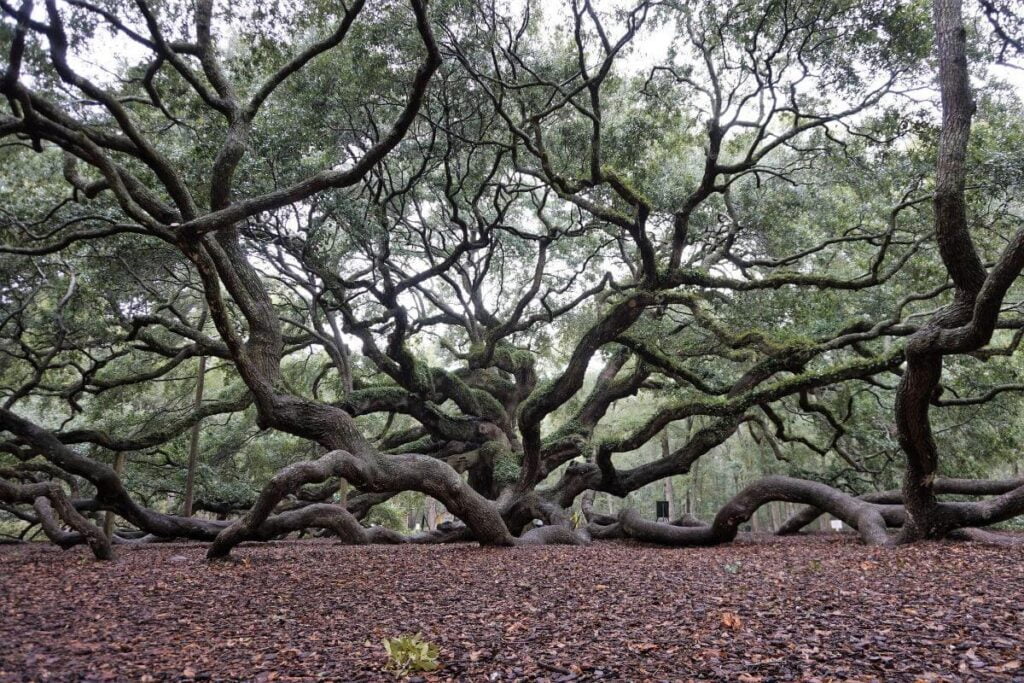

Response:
(723, 561), (743, 575)
(382, 633), (440, 677)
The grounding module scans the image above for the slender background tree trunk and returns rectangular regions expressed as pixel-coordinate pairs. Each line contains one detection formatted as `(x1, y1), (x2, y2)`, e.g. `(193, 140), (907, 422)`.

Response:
(102, 452), (126, 538)
(182, 355), (207, 517)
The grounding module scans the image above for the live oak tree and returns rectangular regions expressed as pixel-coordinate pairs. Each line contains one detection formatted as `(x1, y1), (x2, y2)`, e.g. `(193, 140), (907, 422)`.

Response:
(892, 0), (1024, 541)
(2, 0), (1024, 559)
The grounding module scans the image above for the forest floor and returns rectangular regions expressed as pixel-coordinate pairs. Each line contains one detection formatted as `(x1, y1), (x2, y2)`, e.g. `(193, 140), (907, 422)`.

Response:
(1, 534), (1022, 682)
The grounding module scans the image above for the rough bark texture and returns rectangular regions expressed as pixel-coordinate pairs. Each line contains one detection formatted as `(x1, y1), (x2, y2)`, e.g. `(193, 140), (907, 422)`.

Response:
(207, 450), (515, 558)
(605, 476), (892, 547)
(892, 0), (1024, 541)
(777, 476), (1024, 534)
(5, 0), (1024, 558)
(0, 478), (112, 560)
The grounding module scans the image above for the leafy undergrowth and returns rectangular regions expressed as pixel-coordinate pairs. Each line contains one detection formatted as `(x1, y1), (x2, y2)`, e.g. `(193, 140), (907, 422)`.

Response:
(1, 534), (1022, 681)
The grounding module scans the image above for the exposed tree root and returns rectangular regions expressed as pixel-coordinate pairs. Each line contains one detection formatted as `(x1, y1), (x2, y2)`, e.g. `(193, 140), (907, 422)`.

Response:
(407, 523), (473, 544)
(0, 407), (514, 556)
(942, 481), (1024, 531)
(947, 527), (1024, 546)
(516, 525), (591, 546)
(208, 452), (382, 559)
(207, 451), (593, 558)
(0, 407), (229, 542)
(671, 513), (710, 528)
(583, 508), (707, 541)
(587, 520), (625, 540)
(209, 449), (591, 558)
(778, 477), (1024, 534)
(603, 476), (893, 547)
(5, 410), (1021, 558)
(0, 479), (112, 560)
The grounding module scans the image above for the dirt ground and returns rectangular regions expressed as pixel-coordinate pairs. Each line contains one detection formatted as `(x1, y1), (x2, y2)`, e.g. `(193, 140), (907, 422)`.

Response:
(1, 534), (1022, 682)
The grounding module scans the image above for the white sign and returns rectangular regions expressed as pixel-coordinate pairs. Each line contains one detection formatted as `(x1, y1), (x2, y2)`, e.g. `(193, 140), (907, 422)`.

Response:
(830, 520), (844, 531)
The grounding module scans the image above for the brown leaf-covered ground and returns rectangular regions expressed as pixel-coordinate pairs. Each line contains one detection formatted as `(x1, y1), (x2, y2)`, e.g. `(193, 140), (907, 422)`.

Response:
(1, 534), (1022, 682)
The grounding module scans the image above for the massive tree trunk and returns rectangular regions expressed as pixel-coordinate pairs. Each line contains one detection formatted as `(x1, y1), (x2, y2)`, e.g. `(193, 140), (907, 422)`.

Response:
(893, 0), (1024, 541)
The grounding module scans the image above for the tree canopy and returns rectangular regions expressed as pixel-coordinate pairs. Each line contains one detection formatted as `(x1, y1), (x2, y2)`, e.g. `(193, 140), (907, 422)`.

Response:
(3, 0), (1024, 558)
